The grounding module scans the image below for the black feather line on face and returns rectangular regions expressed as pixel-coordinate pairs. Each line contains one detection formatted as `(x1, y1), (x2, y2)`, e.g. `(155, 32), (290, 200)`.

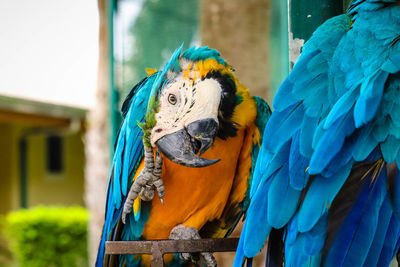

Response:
(203, 71), (238, 139)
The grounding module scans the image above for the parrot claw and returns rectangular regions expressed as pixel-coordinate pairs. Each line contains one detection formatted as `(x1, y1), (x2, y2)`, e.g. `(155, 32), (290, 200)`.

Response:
(140, 184), (155, 201)
(121, 146), (164, 223)
(169, 224), (217, 267)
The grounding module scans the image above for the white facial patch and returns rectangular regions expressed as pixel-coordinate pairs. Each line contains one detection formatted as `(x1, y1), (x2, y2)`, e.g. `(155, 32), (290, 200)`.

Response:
(150, 75), (222, 146)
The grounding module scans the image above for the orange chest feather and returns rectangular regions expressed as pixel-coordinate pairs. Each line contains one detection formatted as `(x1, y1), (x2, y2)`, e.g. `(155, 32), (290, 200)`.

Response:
(141, 129), (246, 239)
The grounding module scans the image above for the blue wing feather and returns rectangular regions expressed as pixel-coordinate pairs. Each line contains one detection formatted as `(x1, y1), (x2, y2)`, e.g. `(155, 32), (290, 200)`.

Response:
(236, 2), (400, 267)
(362, 196), (393, 267)
(289, 134), (310, 190)
(243, 178), (273, 257)
(297, 162), (352, 233)
(267, 162), (301, 228)
(324, 168), (387, 267)
(96, 74), (157, 266)
(376, 214), (400, 267)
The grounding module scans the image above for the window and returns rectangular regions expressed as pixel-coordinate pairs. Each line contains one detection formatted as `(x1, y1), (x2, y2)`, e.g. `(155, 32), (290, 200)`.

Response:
(46, 135), (63, 173)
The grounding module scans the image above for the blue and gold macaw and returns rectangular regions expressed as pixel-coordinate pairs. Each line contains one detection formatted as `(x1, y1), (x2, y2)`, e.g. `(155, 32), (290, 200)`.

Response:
(235, 1), (400, 266)
(95, 46), (271, 266)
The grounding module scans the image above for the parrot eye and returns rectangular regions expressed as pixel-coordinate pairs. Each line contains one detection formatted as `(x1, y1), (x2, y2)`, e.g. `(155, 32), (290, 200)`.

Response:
(168, 94), (177, 105)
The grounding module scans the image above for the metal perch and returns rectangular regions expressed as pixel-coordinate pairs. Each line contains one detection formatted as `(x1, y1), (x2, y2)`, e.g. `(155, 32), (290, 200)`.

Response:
(106, 238), (239, 267)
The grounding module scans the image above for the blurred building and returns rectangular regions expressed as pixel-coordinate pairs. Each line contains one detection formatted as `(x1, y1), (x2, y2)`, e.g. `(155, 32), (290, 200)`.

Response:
(0, 0), (98, 215)
(0, 94), (87, 214)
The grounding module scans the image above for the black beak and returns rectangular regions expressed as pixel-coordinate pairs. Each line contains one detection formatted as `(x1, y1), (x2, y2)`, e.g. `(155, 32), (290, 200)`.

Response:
(155, 119), (219, 167)
(186, 118), (218, 155)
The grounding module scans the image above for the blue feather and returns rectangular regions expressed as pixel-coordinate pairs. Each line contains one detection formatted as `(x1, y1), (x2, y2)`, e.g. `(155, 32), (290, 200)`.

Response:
(324, 167), (387, 267)
(285, 213), (327, 267)
(320, 133), (356, 178)
(299, 115), (319, 158)
(353, 124), (378, 161)
(233, 228), (246, 267)
(271, 79), (297, 112)
(380, 135), (400, 163)
(354, 71), (388, 127)
(181, 46), (228, 66)
(324, 88), (358, 129)
(267, 162), (302, 228)
(96, 74), (157, 267)
(263, 104), (305, 153)
(262, 140), (291, 185)
(285, 236), (310, 267)
(249, 148), (273, 198)
(287, 51), (321, 86)
(303, 212), (328, 256)
(362, 196), (392, 267)
(285, 216), (299, 245)
(289, 132), (310, 190)
(309, 112), (355, 174)
(297, 162), (352, 232)
(237, 3), (400, 266)
(376, 214), (400, 267)
(243, 179), (273, 257)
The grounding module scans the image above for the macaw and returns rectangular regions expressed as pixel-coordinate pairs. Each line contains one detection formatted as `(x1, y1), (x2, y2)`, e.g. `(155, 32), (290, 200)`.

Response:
(95, 46), (271, 267)
(235, 0), (400, 266)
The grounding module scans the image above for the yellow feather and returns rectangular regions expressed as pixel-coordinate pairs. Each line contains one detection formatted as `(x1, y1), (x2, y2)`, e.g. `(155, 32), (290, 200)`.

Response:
(231, 83), (257, 128)
(252, 126), (261, 145)
(145, 68), (157, 76)
(133, 197), (141, 218)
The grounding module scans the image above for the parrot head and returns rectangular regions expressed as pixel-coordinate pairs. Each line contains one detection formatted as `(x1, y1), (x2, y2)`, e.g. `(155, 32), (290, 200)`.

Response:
(137, 46), (245, 168)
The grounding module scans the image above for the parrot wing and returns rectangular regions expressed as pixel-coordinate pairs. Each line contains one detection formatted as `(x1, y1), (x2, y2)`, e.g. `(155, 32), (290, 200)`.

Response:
(317, 4), (400, 266)
(235, 14), (352, 265)
(96, 74), (158, 267)
(237, 2), (400, 266)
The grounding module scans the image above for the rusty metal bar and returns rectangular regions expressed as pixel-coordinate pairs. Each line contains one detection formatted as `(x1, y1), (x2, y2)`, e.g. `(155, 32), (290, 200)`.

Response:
(106, 238), (239, 267)
(106, 238), (239, 254)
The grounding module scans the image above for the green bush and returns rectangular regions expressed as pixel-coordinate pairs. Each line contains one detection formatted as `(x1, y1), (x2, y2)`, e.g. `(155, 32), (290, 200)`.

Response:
(4, 206), (88, 267)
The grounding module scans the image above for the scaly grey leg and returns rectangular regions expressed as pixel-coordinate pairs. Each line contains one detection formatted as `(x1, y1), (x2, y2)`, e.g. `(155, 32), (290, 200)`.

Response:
(122, 145), (165, 224)
(140, 150), (164, 202)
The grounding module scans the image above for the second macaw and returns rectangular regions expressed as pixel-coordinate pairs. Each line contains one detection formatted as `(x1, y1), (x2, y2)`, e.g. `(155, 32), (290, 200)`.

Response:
(95, 46), (271, 266)
(235, 0), (400, 267)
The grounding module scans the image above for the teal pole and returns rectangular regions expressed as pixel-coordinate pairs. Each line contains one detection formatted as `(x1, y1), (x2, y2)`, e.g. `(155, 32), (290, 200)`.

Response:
(108, 0), (121, 155)
(287, 0), (344, 68)
(270, 0), (289, 97)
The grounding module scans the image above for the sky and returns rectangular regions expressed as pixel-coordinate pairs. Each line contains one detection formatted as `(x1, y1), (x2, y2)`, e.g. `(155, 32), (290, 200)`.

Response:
(0, 0), (99, 109)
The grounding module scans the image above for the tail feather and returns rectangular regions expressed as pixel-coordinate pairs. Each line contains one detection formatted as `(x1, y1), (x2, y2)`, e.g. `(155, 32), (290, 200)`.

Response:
(297, 162), (352, 232)
(323, 161), (387, 267)
(243, 179), (272, 257)
(267, 162), (302, 228)
(362, 196), (393, 267)
(265, 229), (285, 267)
(376, 214), (400, 267)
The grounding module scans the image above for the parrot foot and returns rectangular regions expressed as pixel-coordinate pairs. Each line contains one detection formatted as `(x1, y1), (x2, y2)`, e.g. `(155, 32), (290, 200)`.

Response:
(121, 147), (164, 224)
(169, 224), (217, 267)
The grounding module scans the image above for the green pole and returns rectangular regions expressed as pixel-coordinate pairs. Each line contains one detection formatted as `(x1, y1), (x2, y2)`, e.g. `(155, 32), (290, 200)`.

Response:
(19, 138), (27, 208)
(287, 0), (344, 68)
(108, 0), (121, 155)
